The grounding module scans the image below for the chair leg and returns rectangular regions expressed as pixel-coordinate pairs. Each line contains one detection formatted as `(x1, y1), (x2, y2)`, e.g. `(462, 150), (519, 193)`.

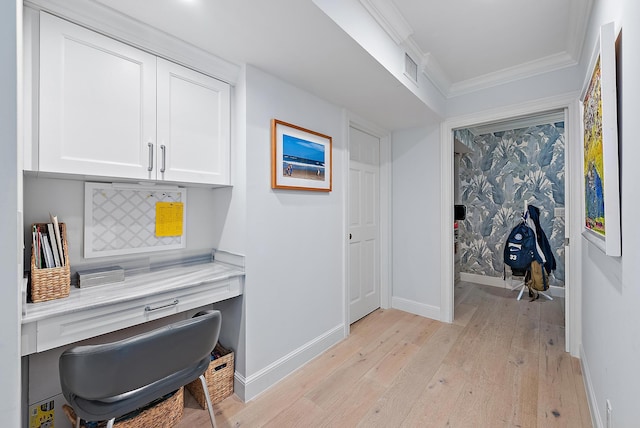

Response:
(199, 374), (217, 428)
(75, 416), (81, 428)
(106, 418), (115, 428)
(516, 282), (526, 300)
(539, 290), (554, 300)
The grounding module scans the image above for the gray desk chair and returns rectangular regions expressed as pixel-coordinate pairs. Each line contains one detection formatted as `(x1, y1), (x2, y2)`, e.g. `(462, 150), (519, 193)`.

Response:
(59, 310), (221, 428)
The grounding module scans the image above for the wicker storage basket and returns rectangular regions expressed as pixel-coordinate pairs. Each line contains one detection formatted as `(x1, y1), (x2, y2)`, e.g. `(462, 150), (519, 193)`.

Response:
(62, 387), (184, 428)
(30, 222), (70, 302)
(186, 343), (234, 409)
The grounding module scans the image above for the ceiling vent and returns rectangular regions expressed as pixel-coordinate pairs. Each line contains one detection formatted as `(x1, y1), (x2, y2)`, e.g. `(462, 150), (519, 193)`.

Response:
(404, 53), (418, 83)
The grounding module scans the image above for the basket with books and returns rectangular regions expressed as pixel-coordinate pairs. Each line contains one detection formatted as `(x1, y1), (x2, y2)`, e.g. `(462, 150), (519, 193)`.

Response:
(30, 220), (70, 302)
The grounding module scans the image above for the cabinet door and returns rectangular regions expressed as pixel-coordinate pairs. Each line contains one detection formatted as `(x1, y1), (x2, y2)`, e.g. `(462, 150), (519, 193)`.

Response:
(157, 58), (230, 185)
(39, 12), (156, 179)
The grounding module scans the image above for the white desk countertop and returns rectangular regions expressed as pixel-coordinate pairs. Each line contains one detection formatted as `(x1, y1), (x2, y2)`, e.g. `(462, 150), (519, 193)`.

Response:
(23, 261), (244, 323)
(21, 261), (244, 355)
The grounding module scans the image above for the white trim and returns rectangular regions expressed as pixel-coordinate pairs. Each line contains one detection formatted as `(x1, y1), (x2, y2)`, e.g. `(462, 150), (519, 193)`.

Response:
(24, 0), (240, 85)
(468, 110), (565, 136)
(460, 272), (506, 288)
(580, 344), (601, 427)
(447, 52), (577, 98)
(239, 324), (344, 401)
(566, 0), (594, 69)
(341, 110), (351, 338)
(566, 101), (583, 357)
(379, 133), (392, 310)
(391, 296), (440, 320)
(460, 272), (566, 298)
(441, 93), (582, 356)
(212, 250), (245, 268)
(440, 119), (454, 323)
(358, 0), (413, 44)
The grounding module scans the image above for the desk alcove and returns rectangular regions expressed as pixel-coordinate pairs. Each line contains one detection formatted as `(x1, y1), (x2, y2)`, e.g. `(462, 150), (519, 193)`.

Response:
(22, 258), (244, 428)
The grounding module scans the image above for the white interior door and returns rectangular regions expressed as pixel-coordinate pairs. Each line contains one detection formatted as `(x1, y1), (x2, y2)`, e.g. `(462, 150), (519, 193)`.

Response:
(349, 126), (380, 324)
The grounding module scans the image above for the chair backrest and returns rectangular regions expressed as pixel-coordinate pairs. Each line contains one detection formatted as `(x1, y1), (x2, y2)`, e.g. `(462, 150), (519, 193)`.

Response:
(60, 310), (221, 401)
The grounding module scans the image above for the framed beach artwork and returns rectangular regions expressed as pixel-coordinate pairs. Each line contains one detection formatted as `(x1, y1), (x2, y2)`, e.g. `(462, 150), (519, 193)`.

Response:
(581, 21), (621, 256)
(271, 119), (332, 191)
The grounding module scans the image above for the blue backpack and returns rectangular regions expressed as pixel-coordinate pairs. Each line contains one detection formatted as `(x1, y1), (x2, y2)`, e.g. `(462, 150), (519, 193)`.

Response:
(504, 222), (536, 272)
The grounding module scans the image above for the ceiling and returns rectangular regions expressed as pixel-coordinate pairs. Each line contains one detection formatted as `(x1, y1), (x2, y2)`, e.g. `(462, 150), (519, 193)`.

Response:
(90, 0), (593, 131)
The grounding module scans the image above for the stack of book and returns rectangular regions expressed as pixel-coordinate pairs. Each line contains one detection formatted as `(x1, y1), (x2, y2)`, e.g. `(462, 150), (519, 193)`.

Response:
(32, 214), (65, 269)
(30, 214), (70, 302)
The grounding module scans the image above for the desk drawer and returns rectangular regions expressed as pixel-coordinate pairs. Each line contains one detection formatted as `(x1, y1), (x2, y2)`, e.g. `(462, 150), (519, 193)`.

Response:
(34, 277), (241, 352)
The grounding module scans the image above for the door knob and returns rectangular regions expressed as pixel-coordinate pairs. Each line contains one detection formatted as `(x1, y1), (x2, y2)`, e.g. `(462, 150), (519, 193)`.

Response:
(349, 233), (352, 239)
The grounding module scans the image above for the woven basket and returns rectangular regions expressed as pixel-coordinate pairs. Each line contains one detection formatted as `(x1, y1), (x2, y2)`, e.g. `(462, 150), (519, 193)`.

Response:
(30, 222), (70, 302)
(186, 343), (234, 409)
(62, 387), (184, 428)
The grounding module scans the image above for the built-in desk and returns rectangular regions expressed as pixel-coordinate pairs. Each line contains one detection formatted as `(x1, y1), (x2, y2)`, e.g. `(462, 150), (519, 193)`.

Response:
(21, 261), (244, 356)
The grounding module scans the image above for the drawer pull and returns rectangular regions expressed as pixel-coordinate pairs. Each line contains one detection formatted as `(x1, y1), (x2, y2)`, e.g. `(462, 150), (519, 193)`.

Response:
(160, 144), (166, 173)
(144, 299), (179, 312)
(214, 363), (227, 371)
(147, 142), (154, 172)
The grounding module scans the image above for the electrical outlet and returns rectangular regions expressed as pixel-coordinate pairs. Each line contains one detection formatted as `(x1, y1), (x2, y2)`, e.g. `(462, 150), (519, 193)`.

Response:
(606, 399), (612, 428)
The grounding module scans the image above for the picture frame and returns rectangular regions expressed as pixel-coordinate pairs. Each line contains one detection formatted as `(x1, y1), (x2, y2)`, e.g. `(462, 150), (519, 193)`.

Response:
(580, 21), (621, 256)
(271, 119), (332, 191)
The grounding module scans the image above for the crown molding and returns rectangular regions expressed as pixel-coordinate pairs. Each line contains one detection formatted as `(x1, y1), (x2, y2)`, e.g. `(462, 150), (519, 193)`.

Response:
(359, 0), (413, 44)
(357, 0), (587, 99)
(447, 51), (578, 98)
(24, 0), (240, 84)
(419, 51), (451, 98)
(567, 0), (594, 65)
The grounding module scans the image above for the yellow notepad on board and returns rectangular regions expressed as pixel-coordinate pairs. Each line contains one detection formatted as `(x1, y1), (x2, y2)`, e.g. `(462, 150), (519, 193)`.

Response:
(155, 202), (184, 237)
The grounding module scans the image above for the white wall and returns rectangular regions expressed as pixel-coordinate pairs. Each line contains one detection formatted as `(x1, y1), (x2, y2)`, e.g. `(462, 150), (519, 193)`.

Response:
(208, 65), (248, 378)
(446, 65), (583, 118)
(391, 124), (442, 319)
(22, 176), (227, 272)
(241, 66), (346, 399)
(210, 68), (248, 257)
(312, 0), (446, 117)
(579, 0), (640, 426)
(0, 1), (21, 426)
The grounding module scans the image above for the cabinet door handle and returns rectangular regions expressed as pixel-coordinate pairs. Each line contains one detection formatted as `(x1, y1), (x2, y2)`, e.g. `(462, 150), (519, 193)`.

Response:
(144, 299), (179, 312)
(147, 142), (154, 172)
(160, 144), (166, 173)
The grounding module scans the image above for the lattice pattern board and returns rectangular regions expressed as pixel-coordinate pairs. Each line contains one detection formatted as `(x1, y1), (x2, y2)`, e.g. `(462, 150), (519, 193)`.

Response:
(84, 182), (187, 258)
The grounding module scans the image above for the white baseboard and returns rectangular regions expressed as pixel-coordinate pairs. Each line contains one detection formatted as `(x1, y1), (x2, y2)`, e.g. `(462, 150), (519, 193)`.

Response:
(460, 272), (566, 298)
(580, 344), (600, 427)
(237, 324), (345, 401)
(391, 296), (440, 320)
(460, 272), (505, 287)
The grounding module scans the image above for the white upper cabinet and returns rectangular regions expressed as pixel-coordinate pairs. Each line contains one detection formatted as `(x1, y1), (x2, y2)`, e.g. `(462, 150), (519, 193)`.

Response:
(156, 58), (230, 184)
(39, 12), (157, 180)
(37, 12), (231, 185)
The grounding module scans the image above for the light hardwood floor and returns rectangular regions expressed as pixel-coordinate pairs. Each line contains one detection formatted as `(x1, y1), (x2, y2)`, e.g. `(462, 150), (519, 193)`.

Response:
(177, 282), (592, 427)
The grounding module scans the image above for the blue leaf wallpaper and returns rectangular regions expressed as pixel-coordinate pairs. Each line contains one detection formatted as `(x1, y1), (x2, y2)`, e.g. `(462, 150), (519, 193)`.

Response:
(455, 122), (565, 286)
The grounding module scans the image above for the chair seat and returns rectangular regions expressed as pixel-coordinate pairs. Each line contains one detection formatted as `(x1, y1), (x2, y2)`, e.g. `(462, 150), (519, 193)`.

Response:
(68, 357), (209, 422)
(60, 310), (221, 428)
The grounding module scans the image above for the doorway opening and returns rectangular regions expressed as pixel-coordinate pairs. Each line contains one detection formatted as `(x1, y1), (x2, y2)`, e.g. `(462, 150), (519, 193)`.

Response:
(453, 111), (566, 293)
(440, 96), (582, 357)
